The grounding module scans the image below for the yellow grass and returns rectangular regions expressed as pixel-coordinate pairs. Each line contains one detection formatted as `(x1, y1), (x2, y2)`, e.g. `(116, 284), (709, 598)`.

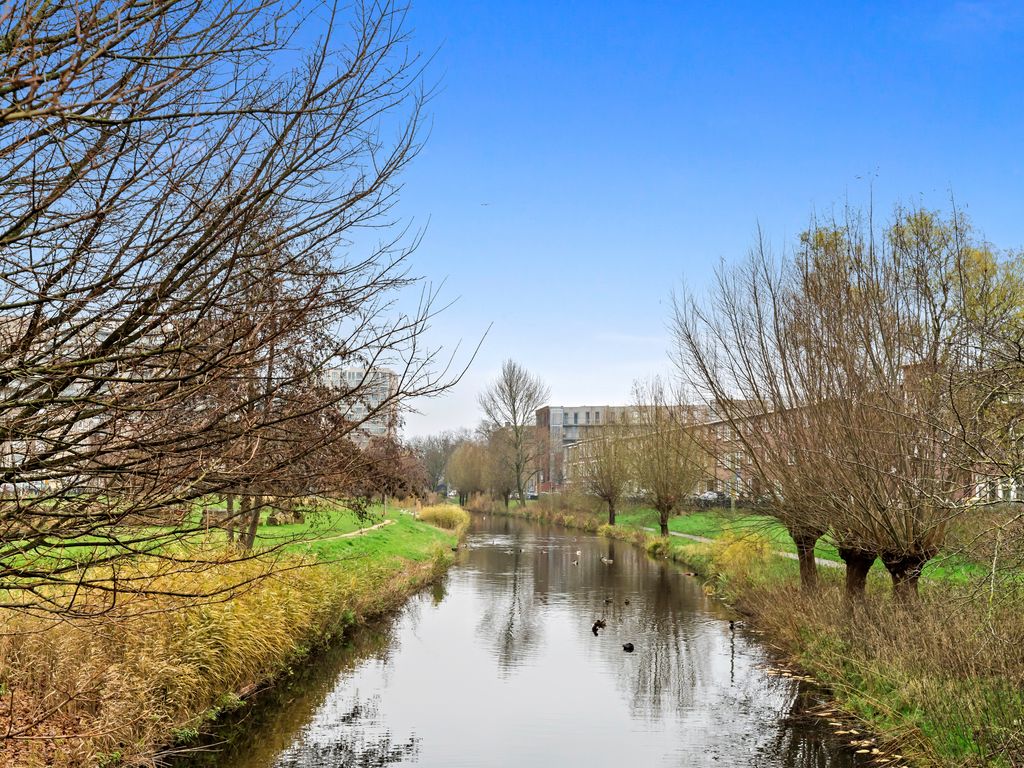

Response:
(417, 504), (470, 536)
(0, 541), (452, 767)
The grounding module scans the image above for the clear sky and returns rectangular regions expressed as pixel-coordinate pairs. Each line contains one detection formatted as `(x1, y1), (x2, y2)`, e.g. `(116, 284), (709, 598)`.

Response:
(387, 0), (1024, 437)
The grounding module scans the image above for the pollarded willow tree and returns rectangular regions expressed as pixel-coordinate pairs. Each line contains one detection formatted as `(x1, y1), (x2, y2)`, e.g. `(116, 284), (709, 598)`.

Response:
(571, 410), (633, 525)
(675, 207), (997, 600)
(446, 439), (487, 507)
(0, 0), (462, 614)
(630, 377), (705, 537)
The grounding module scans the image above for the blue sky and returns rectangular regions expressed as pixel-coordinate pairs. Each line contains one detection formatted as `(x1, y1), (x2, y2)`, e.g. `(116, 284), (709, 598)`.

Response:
(384, 0), (1024, 436)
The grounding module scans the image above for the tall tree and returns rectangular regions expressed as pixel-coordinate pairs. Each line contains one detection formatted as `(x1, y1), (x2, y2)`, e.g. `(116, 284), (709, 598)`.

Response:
(478, 360), (550, 507)
(674, 207), (988, 599)
(409, 430), (468, 492)
(0, 0), (463, 611)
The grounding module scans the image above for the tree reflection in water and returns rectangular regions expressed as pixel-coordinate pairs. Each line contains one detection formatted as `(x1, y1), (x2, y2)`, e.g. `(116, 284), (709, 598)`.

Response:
(180, 515), (874, 768)
(275, 700), (418, 768)
(474, 536), (543, 674)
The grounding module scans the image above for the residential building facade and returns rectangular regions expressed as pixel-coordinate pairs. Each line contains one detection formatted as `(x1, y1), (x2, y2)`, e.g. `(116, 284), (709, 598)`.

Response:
(324, 366), (398, 448)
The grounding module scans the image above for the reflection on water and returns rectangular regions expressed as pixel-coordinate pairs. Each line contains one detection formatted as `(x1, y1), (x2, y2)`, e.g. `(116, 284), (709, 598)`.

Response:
(177, 515), (869, 768)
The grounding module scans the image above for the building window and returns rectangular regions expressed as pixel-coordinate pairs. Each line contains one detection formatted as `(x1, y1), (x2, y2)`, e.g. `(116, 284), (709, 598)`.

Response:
(595, 411), (601, 424)
(573, 412), (578, 425)
(585, 411), (590, 424)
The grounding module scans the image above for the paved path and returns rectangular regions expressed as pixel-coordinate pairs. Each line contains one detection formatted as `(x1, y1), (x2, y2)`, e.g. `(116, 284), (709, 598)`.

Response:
(641, 527), (843, 569)
(314, 518), (395, 543)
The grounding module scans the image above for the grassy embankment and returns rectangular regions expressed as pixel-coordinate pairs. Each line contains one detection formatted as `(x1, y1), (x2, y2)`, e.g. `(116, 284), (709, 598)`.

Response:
(0, 501), (469, 768)
(474, 495), (1023, 767)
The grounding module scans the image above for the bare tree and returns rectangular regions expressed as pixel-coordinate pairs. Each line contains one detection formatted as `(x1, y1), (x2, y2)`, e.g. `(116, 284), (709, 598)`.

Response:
(630, 377), (704, 536)
(0, 0), (468, 612)
(674, 207), (988, 599)
(409, 429), (469, 492)
(478, 360), (550, 507)
(571, 411), (633, 525)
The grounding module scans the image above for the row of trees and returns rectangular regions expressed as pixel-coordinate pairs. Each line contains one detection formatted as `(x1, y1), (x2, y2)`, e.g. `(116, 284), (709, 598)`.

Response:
(1, 0), (457, 612)
(571, 377), (704, 535)
(674, 206), (1024, 600)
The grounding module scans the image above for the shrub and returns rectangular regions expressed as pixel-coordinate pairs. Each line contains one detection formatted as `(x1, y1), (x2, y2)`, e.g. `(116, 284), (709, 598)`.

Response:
(465, 493), (497, 514)
(646, 538), (671, 558)
(418, 505), (470, 536)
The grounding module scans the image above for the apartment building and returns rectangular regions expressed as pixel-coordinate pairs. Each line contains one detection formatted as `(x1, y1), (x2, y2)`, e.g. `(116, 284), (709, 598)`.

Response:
(535, 405), (635, 490)
(324, 366), (398, 448)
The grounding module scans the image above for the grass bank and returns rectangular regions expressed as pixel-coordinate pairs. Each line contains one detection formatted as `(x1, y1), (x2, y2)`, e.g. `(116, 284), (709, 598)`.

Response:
(0, 504), (459, 768)
(476, 495), (1024, 767)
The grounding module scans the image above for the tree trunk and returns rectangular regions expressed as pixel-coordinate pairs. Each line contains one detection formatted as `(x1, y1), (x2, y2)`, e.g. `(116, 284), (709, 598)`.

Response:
(503, 492), (510, 509)
(837, 546), (876, 599)
(607, 499), (616, 526)
(225, 493), (236, 543)
(240, 495), (261, 550)
(659, 508), (669, 537)
(881, 552), (930, 602)
(790, 529), (820, 591)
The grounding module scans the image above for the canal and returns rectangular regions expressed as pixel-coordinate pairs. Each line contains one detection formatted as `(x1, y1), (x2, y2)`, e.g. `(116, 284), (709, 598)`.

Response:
(182, 513), (869, 767)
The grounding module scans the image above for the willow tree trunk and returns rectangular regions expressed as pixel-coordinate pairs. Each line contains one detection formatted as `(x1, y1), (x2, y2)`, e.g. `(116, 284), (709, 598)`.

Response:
(659, 508), (670, 537)
(881, 552), (930, 602)
(789, 528), (821, 591)
(607, 500), (616, 526)
(838, 546), (876, 599)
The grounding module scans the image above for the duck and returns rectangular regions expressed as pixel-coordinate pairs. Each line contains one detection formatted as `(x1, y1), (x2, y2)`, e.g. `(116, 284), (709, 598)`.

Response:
(575, 550), (582, 556)
(600, 556), (613, 565)
(592, 619), (607, 635)
(622, 642), (635, 653)
(571, 559), (579, 566)
(604, 597), (614, 604)
(624, 599), (631, 605)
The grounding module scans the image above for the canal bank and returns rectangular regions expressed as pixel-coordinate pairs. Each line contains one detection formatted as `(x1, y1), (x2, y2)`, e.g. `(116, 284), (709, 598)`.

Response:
(176, 514), (874, 768)
(480, 500), (1020, 767)
(0, 508), (463, 768)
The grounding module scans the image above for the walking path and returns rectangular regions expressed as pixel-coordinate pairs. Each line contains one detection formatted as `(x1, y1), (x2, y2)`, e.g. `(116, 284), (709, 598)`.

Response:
(314, 518), (395, 543)
(641, 527), (843, 569)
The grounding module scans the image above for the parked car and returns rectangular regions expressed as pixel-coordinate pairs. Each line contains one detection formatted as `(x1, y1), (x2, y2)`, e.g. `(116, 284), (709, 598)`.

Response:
(696, 490), (727, 508)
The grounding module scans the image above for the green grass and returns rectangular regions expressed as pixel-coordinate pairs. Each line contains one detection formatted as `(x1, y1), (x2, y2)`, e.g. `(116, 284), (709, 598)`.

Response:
(612, 505), (989, 584)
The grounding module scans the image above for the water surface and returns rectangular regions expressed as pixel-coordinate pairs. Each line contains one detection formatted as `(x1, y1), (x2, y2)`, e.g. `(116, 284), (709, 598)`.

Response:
(184, 514), (868, 768)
